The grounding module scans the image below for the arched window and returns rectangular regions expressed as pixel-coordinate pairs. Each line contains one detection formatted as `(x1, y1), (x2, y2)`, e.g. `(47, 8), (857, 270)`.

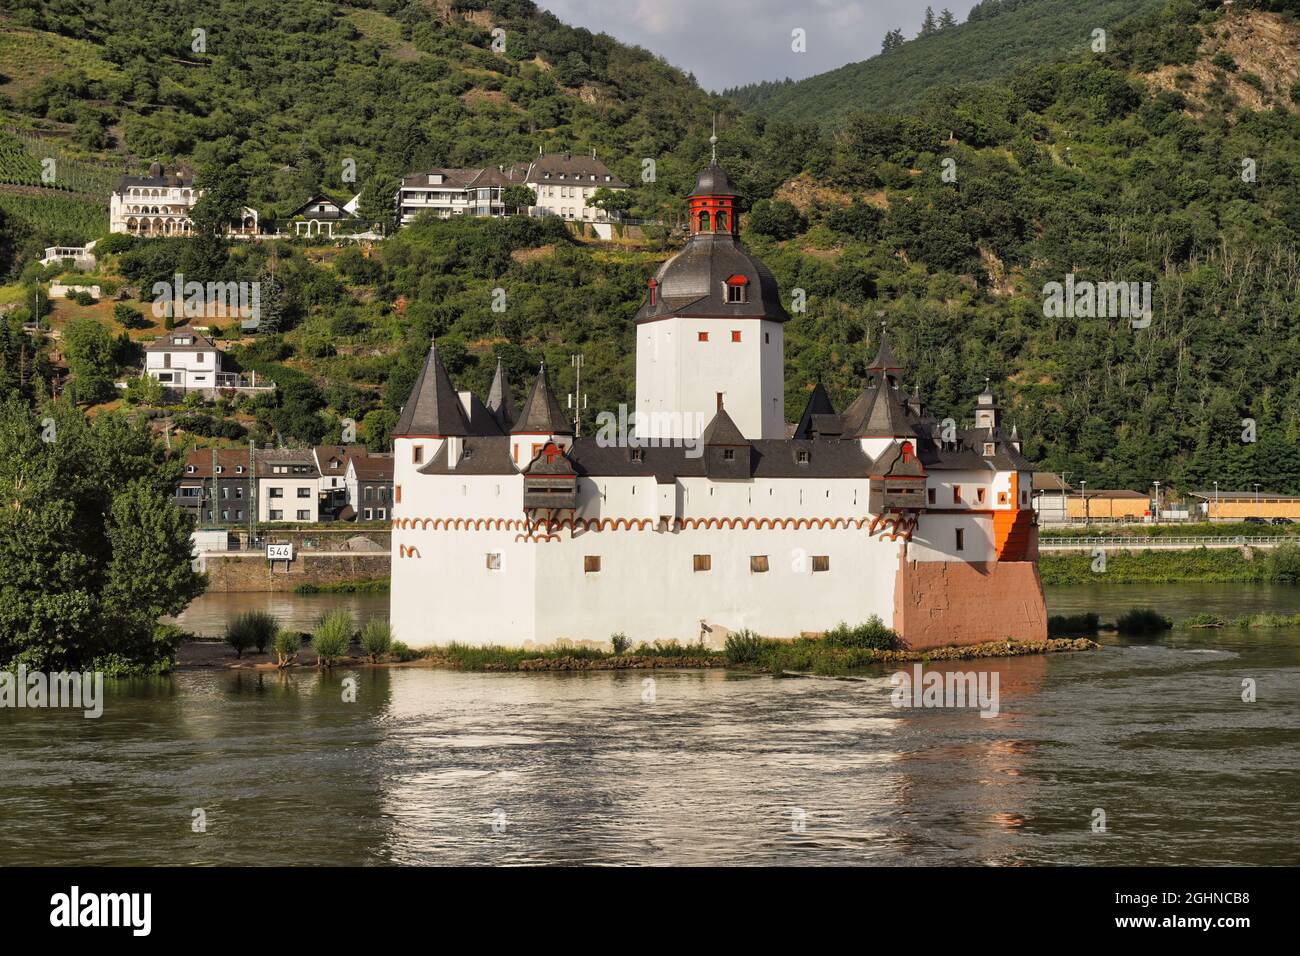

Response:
(698, 210), (711, 232)
(715, 209), (729, 231)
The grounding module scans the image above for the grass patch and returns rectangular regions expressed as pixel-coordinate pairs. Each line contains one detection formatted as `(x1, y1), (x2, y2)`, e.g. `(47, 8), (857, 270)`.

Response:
(294, 578), (389, 594)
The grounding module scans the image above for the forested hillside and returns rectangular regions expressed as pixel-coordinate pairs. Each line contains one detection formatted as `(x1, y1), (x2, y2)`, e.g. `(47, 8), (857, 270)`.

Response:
(3, 0), (1300, 498)
(0, 0), (765, 247)
(724, 0), (1165, 123)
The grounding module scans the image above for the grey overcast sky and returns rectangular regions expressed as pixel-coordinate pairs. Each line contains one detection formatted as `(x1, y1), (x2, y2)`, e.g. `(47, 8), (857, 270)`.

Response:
(540, 0), (983, 92)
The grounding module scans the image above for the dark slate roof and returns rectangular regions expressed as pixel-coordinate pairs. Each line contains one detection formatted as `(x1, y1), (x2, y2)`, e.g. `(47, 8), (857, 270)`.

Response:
(462, 391), (506, 437)
(867, 330), (903, 371)
(146, 329), (219, 352)
(525, 153), (628, 189)
(255, 448), (321, 477)
(634, 234), (790, 323)
(841, 374), (915, 438)
(794, 382), (836, 438)
(702, 407), (748, 446)
(688, 160), (736, 198)
(511, 365), (572, 435)
(417, 436), (514, 476)
(115, 164), (193, 191)
(393, 343), (470, 438)
(287, 195), (358, 221)
(487, 358), (518, 431)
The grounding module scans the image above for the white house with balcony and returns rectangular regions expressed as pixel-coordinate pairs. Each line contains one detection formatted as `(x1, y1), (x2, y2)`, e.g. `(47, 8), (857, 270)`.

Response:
(143, 328), (270, 396)
(110, 163), (259, 237)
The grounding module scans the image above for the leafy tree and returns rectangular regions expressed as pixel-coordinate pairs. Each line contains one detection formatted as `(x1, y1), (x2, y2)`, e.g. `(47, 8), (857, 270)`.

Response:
(503, 184), (537, 213)
(747, 200), (806, 240)
(0, 399), (204, 670)
(61, 317), (117, 404)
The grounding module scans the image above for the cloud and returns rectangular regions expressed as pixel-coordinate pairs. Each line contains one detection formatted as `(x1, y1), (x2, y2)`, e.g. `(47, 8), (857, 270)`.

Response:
(540, 0), (980, 91)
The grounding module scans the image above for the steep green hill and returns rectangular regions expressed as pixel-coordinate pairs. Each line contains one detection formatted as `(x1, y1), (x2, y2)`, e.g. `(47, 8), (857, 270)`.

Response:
(4, 0), (1300, 501)
(0, 0), (755, 245)
(726, 0), (1165, 124)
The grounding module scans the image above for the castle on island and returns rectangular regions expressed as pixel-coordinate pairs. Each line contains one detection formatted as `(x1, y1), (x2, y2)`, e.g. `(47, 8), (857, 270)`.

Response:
(389, 153), (1047, 650)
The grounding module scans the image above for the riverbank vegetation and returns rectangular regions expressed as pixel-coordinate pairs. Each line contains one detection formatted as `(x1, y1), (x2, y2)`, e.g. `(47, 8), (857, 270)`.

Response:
(0, 397), (204, 673)
(1179, 611), (1300, 628)
(1040, 545), (1300, 585)
(293, 579), (389, 594)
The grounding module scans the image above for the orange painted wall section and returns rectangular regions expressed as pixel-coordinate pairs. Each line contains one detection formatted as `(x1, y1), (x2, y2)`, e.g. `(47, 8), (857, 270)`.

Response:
(892, 556), (1048, 650)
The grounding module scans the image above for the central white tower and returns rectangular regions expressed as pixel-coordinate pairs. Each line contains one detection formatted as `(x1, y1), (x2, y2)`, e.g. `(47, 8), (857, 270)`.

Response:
(633, 155), (788, 441)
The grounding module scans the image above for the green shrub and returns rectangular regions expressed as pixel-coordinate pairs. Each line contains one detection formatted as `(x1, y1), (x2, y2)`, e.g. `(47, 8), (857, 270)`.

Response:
(359, 618), (393, 662)
(724, 629), (767, 665)
(272, 629), (301, 667)
(822, 616), (897, 650)
(389, 641), (418, 662)
(1265, 544), (1300, 584)
(226, 610), (277, 658)
(311, 609), (354, 666)
(1047, 612), (1099, 636)
(609, 632), (629, 654)
(1116, 608), (1172, 635)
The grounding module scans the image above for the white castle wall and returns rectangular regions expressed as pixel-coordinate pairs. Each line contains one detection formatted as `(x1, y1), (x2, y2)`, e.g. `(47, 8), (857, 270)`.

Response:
(636, 318), (785, 440)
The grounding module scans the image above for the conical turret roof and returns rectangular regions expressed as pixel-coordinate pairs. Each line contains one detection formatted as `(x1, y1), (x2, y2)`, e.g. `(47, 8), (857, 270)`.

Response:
(393, 341), (469, 437)
(487, 357), (518, 431)
(511, 364), (572, 435)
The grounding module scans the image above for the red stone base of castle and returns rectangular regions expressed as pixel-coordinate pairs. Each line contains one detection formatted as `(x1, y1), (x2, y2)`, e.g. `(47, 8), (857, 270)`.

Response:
(893, 557), (1048, 650)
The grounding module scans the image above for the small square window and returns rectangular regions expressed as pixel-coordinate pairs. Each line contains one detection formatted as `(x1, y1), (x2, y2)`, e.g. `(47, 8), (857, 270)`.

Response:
(723, 448), (735, 461)
(750, 555), (769, 573)
(812, 555), (830, 573)
(698, 331), (709, 342)
(797, 450), (810, 464)
(693, 554), (711, 572)
(726, 285), (744, 303)
(584, 555), (601, 573)
(298, 487), (311, 498)
(297, 510), (309, 520)
(270, 509), (283, 520)
(998, 491), (1008, 505)
(630, 448), (644, 462)
(731, 330), (741, 342)
(486, 553), (502, 570)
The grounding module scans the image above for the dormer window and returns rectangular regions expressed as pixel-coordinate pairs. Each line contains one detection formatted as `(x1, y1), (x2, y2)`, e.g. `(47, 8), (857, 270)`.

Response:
(724, 274), (748, 304)
(723, 449), (735, 461)
(630, 448), (644, 462)
(983, 442), (995, 456)
(796, 450), (810, 465)
(186, 465), (196, 473)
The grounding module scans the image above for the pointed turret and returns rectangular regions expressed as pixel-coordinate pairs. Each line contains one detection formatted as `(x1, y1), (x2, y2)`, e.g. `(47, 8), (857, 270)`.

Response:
(975, 378), (1001, 431)
(511, 363), (572, 436)
(393, 341), (469, 438)
(701, 404), (752, 480)
(794, 381), (836, 438)
(487, 357), (517, 431)
(867, 328), (903, 372)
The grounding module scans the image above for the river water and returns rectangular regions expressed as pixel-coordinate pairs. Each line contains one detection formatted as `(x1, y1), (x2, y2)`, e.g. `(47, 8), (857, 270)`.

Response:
(2, 584), (1296, 866)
